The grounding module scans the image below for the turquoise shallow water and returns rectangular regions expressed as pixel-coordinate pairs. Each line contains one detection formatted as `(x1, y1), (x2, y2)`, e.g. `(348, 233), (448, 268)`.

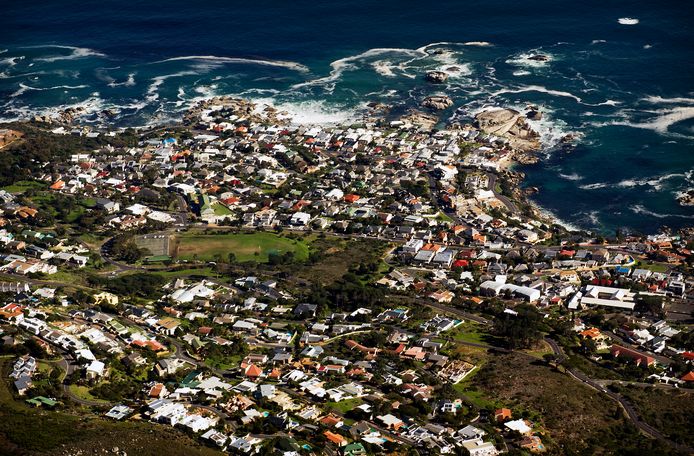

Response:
(1, 1), (693, 233)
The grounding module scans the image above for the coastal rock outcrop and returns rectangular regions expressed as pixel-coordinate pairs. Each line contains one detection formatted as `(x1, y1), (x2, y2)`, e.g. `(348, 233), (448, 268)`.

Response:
(513, 151), (540, 165)
(528, 54), (550, 62)
(677, 189), (694, 207)
(526, 107), (542, 120)
(57, 106), (86, 124)
(184, 97), (289, 125)
(425, 71), (449, 84)
(421, 95), (453, 111)
(399, 110), (439, 130)
(474, 108), (541, 151)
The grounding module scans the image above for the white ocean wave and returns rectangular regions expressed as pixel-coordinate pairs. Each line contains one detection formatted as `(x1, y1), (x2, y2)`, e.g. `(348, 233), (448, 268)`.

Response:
(559, 172), (583, 181)
(611, 106), (694, 134)
(0, 56), (24, 67)
(592, 99), (621, 106)
(490, 84), (620, 107)
(439, 63), (472, 78)
(512, 70), (531, 77)
(505, 51), (554, 68)
(152, 55), (309, 73)
(618, 17), (639, 25)
(580, 172), (686, 192)
(579, 182), (609, 190)
(591, 40), (607, 45)
(531, 204), (583, 232)
(0, 94), (106, 123)
(249, 98), (365, 126)
(585, 210), (601, 226)
(642, 95), (694, 104)
(463, 41), (493, 47)
(107, 73), (136, 87)
(416, 42), (464, 53)
(193, 84), (218, 97)
(491, 85), (583, 103)
(10, 82), (89, 98)
(371, 60), (397, 77)
(32, 45), (106, 63)
(630, 204), (693, 219)
(146, 71), (198, 102)
(292, 47), (424, 91)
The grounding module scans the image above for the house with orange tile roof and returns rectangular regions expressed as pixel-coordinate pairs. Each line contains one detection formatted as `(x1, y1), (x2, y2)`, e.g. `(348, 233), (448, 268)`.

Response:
(324, 430), (348, 446)
(50, 180), (65, 190)
(0, 303), (23, 322)
(494, 408), (512, 422)
(244, 364), (263, 379)
(579, 327), (609, 349)
(343, 194), (360, 204)
(148, 382), (168, 399)
(320, 414), (344, 428)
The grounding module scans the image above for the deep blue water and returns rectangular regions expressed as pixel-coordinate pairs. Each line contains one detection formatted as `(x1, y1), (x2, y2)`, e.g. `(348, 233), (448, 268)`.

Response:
(1, 1), (693, 234)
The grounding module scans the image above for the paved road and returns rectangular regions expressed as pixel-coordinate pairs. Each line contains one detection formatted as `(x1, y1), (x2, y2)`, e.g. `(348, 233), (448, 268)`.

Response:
(486, 172), (520, 214)
(55, 352), (114, 407)
(386, 294), (492, 326)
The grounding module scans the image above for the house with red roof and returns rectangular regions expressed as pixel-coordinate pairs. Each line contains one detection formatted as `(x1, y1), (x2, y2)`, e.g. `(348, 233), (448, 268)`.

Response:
(610, 344), (655, 367)
(244, 364), (263, 379)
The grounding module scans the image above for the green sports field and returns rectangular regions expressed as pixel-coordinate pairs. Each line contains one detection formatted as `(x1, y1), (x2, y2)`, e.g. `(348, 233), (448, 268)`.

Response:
(173, 231), (309, 263)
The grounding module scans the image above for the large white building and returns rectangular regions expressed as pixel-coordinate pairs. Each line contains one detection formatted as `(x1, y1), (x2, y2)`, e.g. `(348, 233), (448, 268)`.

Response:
(579, 285), (636, 311)
(479, 281), (541, 302)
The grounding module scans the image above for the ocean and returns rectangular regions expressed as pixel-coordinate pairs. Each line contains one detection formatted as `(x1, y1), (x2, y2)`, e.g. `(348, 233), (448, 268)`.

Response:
(1, 0), (693, 234)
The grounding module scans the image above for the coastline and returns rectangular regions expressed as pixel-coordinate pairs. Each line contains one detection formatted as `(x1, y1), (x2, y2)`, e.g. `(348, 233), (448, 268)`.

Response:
(0, 93), (686, 237)
(3, 94), (583, 237)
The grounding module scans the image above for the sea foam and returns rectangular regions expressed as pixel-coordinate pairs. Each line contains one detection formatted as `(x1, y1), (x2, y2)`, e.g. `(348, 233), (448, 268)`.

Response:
(153, 55), (309, 73)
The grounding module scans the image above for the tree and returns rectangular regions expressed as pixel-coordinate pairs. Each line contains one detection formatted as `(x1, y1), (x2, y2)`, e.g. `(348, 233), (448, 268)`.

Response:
(493, 304), (543, 349)
(635, 294), (664, 318)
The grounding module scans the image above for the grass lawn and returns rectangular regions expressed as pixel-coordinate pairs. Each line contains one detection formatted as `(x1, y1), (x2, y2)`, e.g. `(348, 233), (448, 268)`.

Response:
(435, 211), (454, 223)
(174, 231), (309, 263)
(205, 354), (242, 371)
(212, 202), (233, 216)
(638, 262), (670, 273)
(68, 384), (110, 404)
(79, 233), (107, 249)
(523, 339), (554, 359)
(449, 322), (488, 345)
(36, 361), (56, 375)
(453, 382), (499, 410)
(47, 270), (88, 287)
(2, 180), (46, 194)
(325, 398), (363, 414)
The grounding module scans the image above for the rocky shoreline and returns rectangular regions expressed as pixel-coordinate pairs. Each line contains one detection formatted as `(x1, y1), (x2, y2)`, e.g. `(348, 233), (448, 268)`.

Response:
(677, 189), (694, 207)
